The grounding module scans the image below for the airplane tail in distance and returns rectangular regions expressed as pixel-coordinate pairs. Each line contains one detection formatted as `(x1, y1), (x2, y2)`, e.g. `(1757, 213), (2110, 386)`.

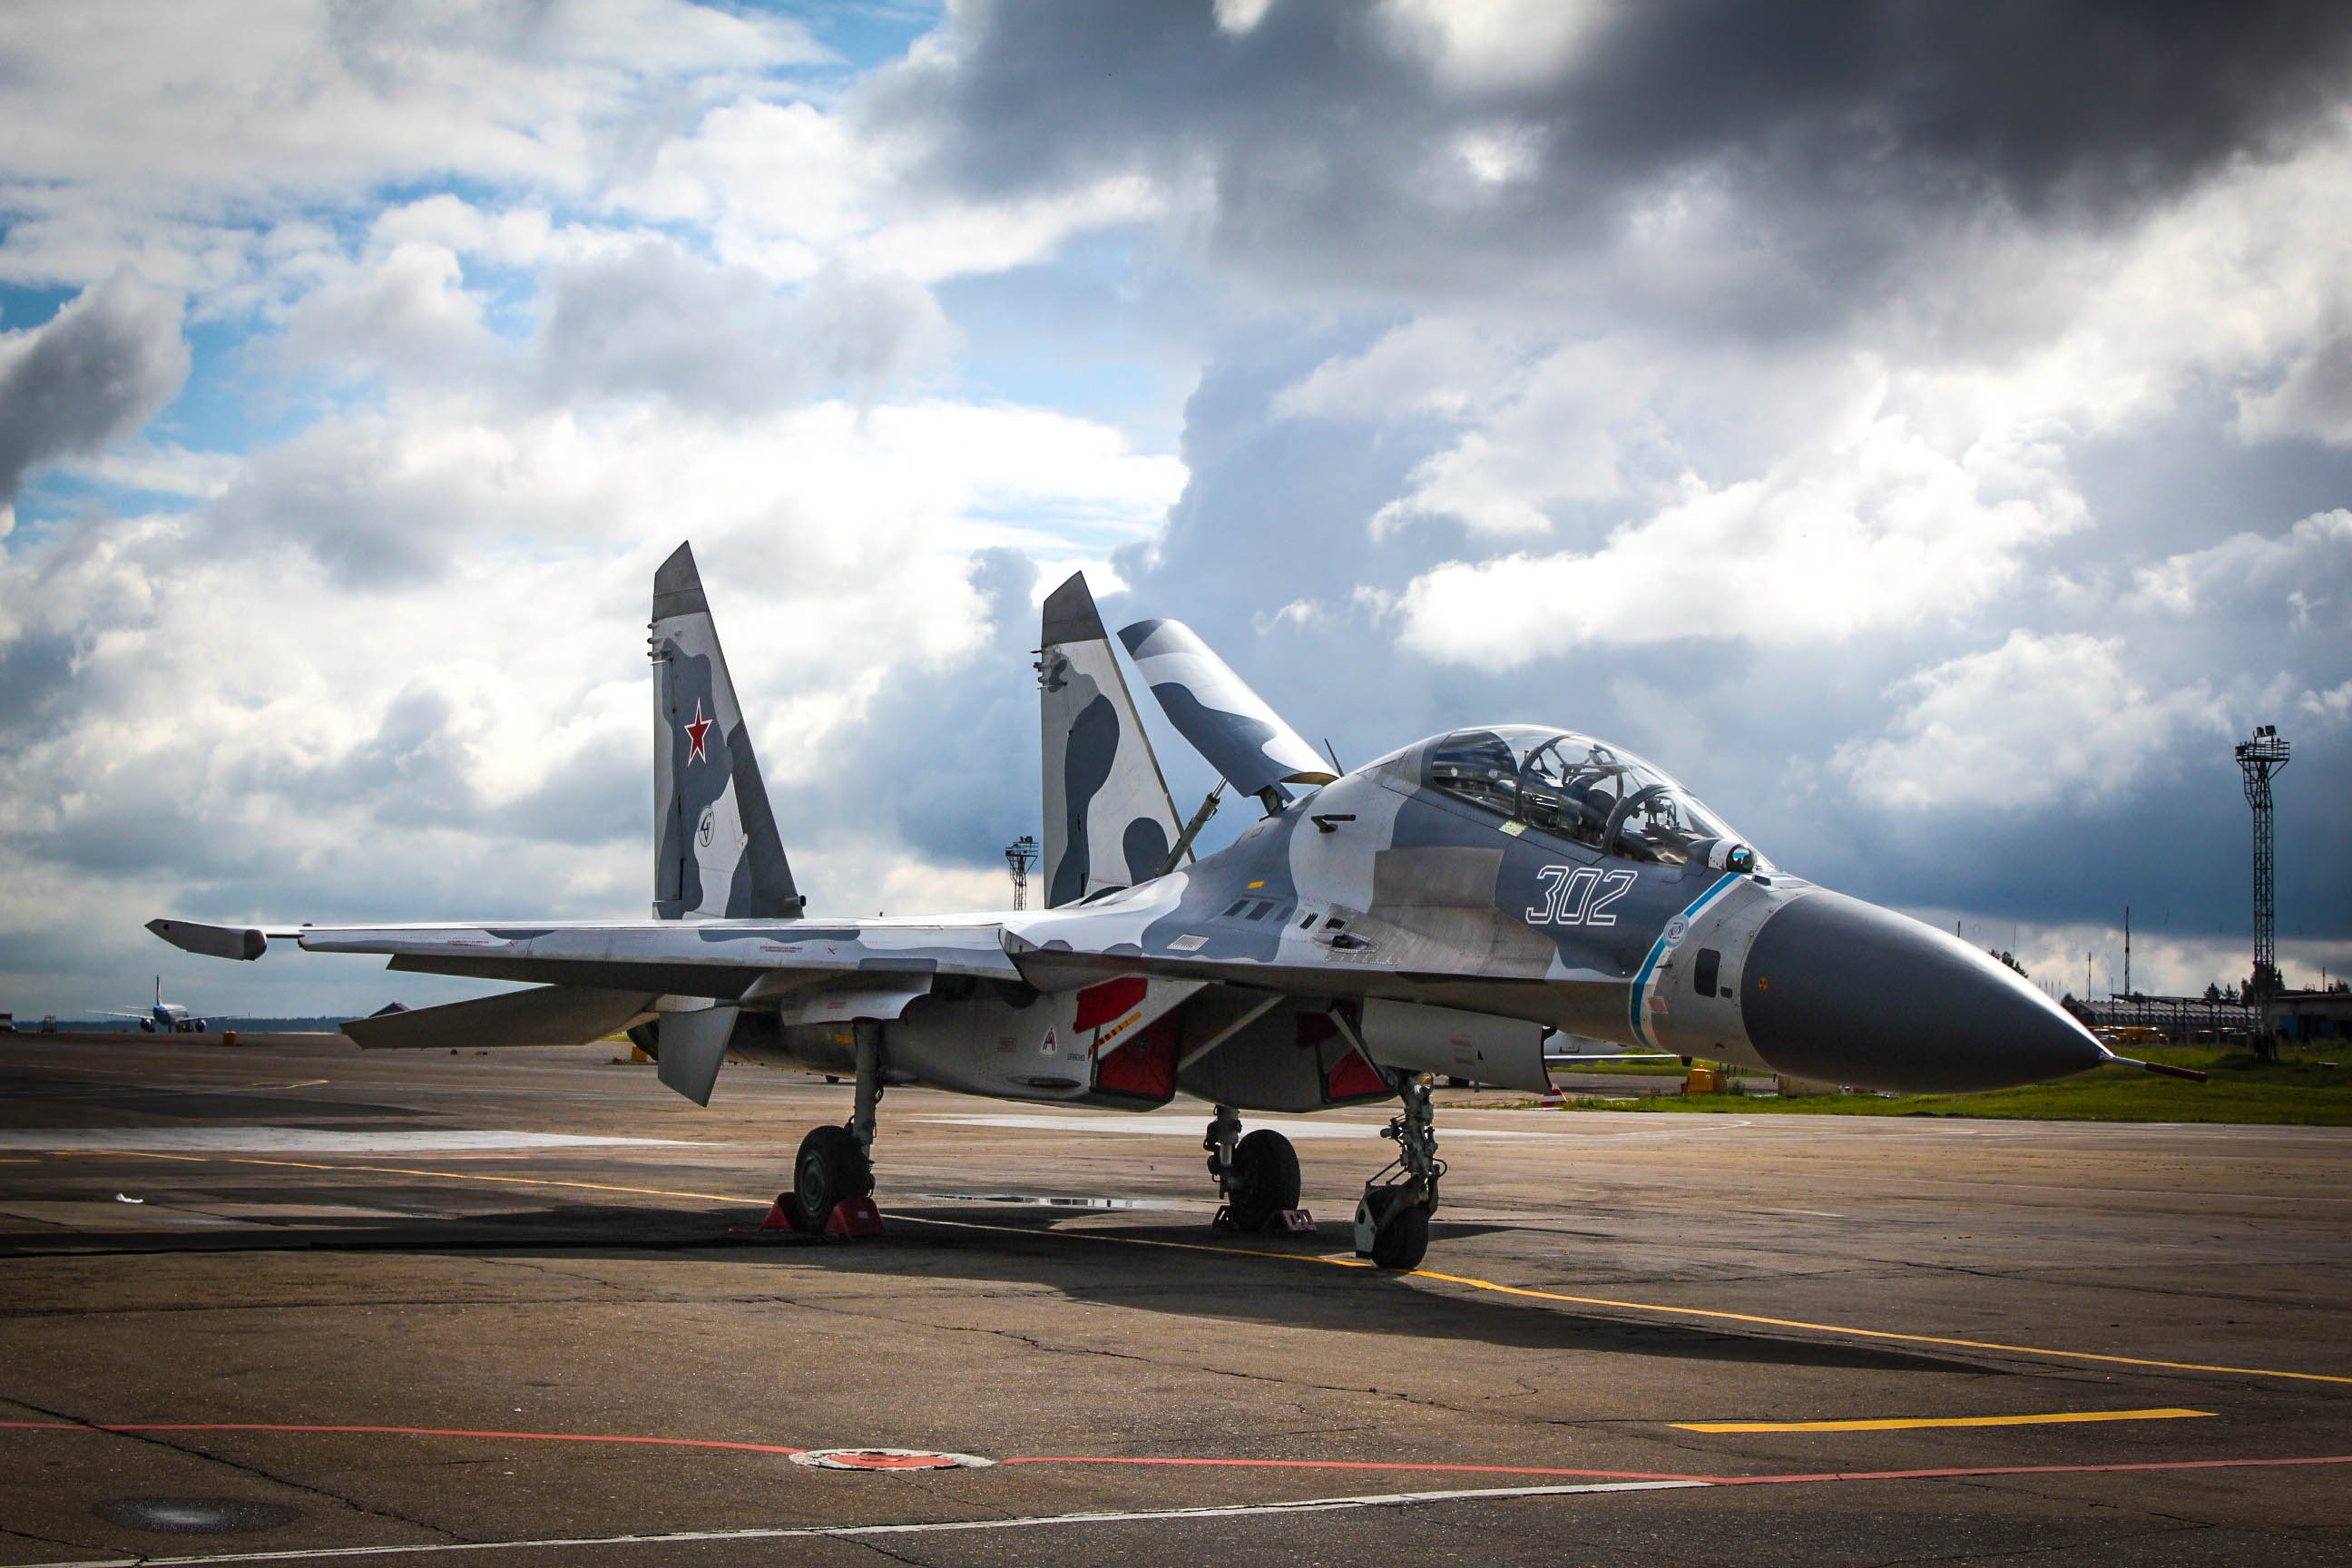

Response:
(1038, 572), (1183, 907)
(650, 543), (804, 919)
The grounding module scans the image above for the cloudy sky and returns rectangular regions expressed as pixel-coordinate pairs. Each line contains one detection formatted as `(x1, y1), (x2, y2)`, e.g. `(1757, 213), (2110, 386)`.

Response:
(4, 0), (2348, 1020)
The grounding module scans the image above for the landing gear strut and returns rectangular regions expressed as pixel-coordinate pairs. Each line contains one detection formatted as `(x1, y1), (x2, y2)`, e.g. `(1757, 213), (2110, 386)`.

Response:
(782, 1021), (884, 1233)
(1206, 1104), (1301, 1233)
(1355, 1073), (1442, 1270)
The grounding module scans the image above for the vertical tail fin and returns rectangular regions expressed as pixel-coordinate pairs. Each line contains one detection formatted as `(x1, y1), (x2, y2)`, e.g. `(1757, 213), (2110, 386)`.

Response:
(650, 543), (804, 920)
(1038, 573), (1183, 906)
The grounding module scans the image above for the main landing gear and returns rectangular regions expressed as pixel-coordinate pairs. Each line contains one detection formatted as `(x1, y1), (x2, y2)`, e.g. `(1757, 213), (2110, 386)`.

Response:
(1355, 1073), (1442, 1270)
(1205, 1104), (1303, 1234)
(779, 1022), (886, 1235)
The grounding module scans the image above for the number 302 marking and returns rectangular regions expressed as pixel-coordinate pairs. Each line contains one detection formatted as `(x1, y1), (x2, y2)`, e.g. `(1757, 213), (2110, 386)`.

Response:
(1526, 866), (1637, 926)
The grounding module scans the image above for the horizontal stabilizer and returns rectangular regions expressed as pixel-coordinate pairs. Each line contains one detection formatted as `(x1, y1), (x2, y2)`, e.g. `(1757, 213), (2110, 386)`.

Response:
(147, 918), (268, 961)
(1118, 618), (1334, 801)
(343, 985), (656, 1051)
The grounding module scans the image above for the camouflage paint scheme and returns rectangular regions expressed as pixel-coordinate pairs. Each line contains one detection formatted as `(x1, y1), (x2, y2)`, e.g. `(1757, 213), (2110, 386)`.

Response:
(650, 543), (800, 921)
(1037, 573), (1182, 907)
(153, 549), (2109, 1132)
(1119, 617), (1334, 803)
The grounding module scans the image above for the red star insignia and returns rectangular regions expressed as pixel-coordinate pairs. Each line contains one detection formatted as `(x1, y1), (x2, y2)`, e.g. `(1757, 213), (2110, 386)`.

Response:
(683, 700), (713, 763)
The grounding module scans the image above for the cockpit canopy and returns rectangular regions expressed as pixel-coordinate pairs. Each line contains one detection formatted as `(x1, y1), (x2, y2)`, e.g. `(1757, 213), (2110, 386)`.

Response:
(1408, 725), (1761, 868)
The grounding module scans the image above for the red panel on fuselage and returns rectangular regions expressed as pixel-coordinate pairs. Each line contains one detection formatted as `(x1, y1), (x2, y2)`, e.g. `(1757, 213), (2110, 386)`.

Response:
(1094, 1012), (1180, 1101)
(1073, 976), (1150, 1031)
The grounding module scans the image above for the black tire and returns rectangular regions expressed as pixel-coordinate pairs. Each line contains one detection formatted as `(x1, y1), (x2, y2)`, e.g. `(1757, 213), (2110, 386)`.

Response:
(1369, 1199), (1431, 1270)
(625, 1022), (660, 1061)
(789, 1125), (872, 1230)
(1226, 1129), (1301, 1231)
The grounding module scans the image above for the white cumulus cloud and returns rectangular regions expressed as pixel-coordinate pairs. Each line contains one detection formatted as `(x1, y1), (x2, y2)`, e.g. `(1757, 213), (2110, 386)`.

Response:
(1394, 399), (2084, 664)
(1832, 631), (2228, 810)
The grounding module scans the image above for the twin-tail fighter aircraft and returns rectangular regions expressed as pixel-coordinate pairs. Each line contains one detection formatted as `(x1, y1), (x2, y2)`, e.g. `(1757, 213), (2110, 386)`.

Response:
(152, 544), (2184, 1269)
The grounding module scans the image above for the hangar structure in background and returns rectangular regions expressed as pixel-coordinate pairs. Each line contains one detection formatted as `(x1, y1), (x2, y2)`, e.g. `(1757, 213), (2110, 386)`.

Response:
(149, 544), (2192, 1270)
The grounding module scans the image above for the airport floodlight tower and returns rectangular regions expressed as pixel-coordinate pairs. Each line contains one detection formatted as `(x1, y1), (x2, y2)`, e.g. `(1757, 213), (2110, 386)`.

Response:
(2236, 725), (2290, 997)
(1004, 835), (1038, 911)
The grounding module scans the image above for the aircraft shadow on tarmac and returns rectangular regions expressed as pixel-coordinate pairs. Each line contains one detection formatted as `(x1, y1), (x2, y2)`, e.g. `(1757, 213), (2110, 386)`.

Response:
(4, 1196), (1996, 1377)
(0, 1068), (443, 1127)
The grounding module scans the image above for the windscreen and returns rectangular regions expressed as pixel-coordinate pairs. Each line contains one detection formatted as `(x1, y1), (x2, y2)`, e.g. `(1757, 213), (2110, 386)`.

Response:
(1425, 726), (1754, 867)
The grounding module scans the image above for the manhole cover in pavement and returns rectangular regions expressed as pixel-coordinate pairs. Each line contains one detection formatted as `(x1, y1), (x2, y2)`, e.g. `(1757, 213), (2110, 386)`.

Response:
(93, 1497), (302, 1534)
(790, 1447), (994, 1471)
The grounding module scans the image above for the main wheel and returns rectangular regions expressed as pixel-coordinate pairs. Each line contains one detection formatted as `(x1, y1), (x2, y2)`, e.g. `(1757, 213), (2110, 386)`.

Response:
(1368, 1198), (1430, 1271)
(1225, 1129), (1301, 1231)
(789, 1125), (872, 1230)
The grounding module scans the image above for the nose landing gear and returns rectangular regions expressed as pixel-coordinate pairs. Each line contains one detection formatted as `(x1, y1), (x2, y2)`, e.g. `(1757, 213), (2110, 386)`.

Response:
(1355, 1073), (1442, 1270)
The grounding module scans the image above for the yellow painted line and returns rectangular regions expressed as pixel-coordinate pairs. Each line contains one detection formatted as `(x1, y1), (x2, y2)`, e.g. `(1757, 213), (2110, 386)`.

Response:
(1672, 1407), (2213, 1434)
(1407, 1270), (2352, 1387)
(222, 1157), (750, 1206)
(154, 1155), (2352, 1389)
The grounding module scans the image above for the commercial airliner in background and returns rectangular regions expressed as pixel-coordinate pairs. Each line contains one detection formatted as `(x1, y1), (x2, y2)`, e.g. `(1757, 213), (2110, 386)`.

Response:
(152, 544), (2195, 1270)
(97, 976), (209, 1034)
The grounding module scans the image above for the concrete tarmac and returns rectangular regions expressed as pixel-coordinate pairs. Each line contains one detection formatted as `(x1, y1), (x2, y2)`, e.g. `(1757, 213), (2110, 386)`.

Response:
(1, 1034), (2347, 1566)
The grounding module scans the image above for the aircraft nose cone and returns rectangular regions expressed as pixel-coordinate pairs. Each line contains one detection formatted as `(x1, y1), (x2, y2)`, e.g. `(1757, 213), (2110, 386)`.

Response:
(1740, 891), (2105, 1093)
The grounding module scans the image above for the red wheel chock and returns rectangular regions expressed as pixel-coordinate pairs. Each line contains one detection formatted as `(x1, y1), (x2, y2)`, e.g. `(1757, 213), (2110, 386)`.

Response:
(824, 1196), (887, 1236)
(759, 1194), (886, 1236)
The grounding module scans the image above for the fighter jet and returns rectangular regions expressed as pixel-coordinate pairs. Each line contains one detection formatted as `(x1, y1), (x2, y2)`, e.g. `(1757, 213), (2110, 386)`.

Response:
(150, 544), (2190, 1270)
(96, 976), (208, 1034)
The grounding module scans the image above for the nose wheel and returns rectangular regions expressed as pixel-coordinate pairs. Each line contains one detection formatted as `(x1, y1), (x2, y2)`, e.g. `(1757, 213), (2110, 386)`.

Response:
(1355, 1073), (1442, 1270)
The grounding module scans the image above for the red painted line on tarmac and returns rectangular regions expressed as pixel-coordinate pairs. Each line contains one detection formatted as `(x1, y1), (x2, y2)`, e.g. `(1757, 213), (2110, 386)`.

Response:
(0, 1421), (802, 1455)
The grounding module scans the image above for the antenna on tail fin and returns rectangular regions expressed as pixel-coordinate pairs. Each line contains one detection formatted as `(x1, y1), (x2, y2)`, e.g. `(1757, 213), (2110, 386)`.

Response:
(650, 543), (803, 919)
(1037, 573), (1184, 907)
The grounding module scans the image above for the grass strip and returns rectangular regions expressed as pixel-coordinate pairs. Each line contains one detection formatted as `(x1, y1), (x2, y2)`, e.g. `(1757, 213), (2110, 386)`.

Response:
(1552, 1050), (2350, 1125)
